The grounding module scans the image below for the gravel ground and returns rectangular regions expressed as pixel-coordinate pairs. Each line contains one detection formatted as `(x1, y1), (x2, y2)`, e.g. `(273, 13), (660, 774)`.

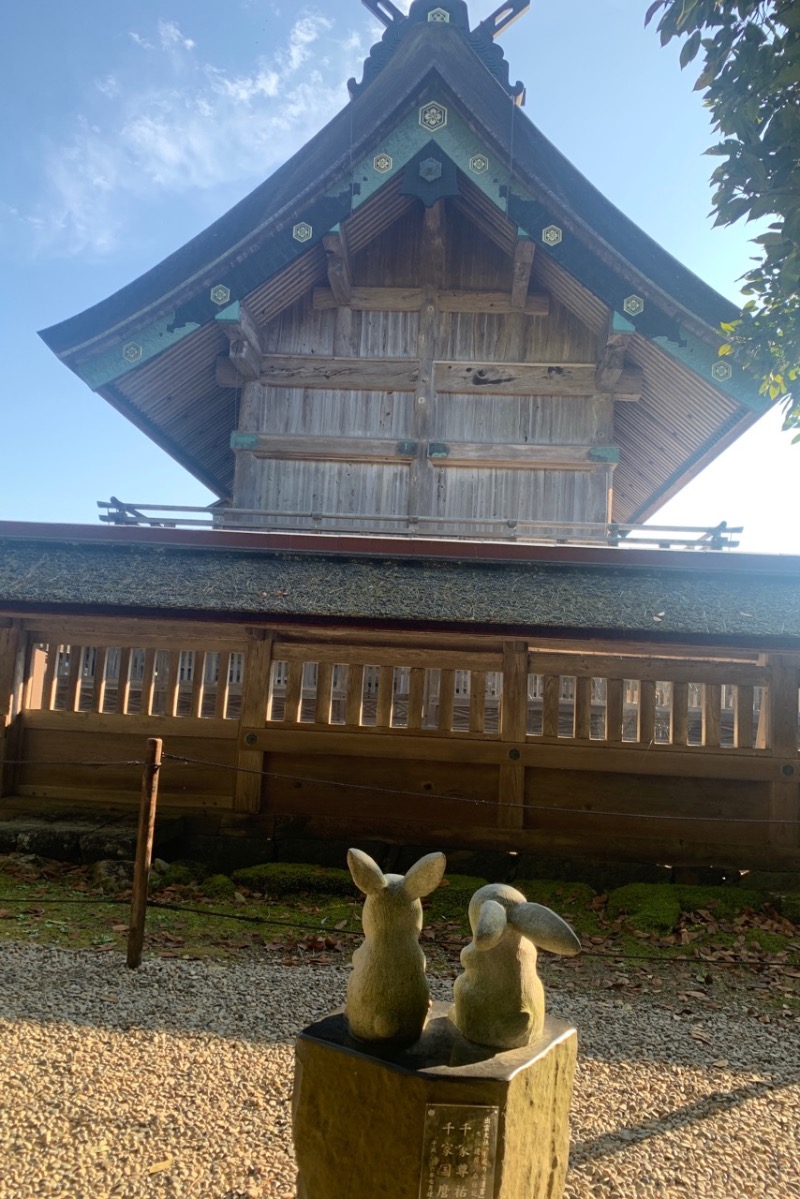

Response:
(0, 945), (798, 1199)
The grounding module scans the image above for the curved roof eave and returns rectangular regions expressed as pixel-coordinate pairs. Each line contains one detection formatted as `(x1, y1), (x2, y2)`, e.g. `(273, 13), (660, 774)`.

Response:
(41, 22), (741, 366)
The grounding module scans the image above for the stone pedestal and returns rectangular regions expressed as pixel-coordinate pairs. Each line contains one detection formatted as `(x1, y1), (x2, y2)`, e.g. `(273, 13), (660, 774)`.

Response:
(292, 1001), (577, 1199)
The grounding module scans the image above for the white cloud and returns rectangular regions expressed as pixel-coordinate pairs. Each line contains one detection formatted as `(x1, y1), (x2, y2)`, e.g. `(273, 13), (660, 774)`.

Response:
(30, 14), (365, 256)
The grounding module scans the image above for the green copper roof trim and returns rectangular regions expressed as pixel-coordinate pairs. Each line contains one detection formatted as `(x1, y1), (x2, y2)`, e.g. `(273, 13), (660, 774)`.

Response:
(588, 445), (621, 464)
(230, 432), (261, 451)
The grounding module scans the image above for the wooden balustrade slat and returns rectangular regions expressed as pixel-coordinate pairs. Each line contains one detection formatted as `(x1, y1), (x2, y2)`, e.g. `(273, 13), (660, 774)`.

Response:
(407, 668), (426, 731)
(376, 666), (394, 730)
(638, 679), (656, 745)
(542, 675), (561, 739)
(314, 661), (333, 726)
(575, 675), (592, 741)
(346, 664), (364, 727)
(283, 661), (305, 724)
(235, 631), (273, 814)
(735, 684), (754, 750)
(91, 647), (107, 714)
(439, 669), (455, 733)
(672, 681), (689, 746)
(702, 683), (722, 748)
(190, 651), (207, 719)
(606, 678), (624, 743)
(165, 651), (181, 718)
(65, 646), (83, 713)
(470, 672), (486, 734)
(42, 645), (58, 712)
(214, 652), (232, 720)
(116, 648), (132, 716)
(141, 648), (158, 717)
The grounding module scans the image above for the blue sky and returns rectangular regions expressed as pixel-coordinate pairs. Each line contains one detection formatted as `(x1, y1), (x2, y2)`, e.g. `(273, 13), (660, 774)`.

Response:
(1, 0), (796, 552)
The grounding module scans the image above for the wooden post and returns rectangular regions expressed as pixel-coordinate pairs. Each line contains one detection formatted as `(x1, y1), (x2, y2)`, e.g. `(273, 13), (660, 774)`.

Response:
(498, 641), (528, 830)
(235, 630), (274, 813)
(0, 622), (25, 797)
(127, 737), (162, 969)
(765, 654), (800, 852)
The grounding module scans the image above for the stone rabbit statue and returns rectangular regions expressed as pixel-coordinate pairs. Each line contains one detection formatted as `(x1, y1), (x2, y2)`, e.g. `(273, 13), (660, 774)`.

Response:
(345, 847), (446, 1046)
(451, 882), (581, 1050)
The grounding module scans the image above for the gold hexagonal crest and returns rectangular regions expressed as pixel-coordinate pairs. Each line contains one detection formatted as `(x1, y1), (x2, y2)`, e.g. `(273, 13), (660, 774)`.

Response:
(542, 225), (562, 247)
(711, 360), (733, 382)
(469, 154), (489, 174)
(293, 222), (313, 242)
(122, 342), (143, 363)
(623, 294), (645, 317)
(373, 152), (393, 174)
(209, 284), (231, 307)
(428, 7), (451, 20)
(419, 101), (447, 132)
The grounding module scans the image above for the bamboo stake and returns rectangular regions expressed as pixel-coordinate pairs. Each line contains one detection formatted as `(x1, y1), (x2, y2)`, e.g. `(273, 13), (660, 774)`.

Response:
(127, 737), (162, 969)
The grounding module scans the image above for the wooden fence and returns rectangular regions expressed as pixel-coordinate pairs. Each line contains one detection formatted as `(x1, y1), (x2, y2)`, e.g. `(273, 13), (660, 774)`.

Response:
(1, 616), (798, 868)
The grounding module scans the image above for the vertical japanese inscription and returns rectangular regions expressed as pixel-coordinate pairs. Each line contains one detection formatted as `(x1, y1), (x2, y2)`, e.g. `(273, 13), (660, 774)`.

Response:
(419, 1104), (499, 1199)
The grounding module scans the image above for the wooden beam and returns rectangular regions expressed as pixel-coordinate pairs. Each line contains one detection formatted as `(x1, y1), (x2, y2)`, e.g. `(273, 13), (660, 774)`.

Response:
(422, 200), (446, 288)
(511, 237), (535, 309)
(427, 442), (619, 469)
(436, 360), (642, 398)
(231, 434), (418, 464)
(436, 290), (549, 317)
(237, 355), (637, 397)
(255, 355), (419, 391)
(313, 287), (550, 317)
(228, 338), (262, 381)
(322, 230), (352, 306)
(216, 301), (265, 383)
(235, 631), (273, 813)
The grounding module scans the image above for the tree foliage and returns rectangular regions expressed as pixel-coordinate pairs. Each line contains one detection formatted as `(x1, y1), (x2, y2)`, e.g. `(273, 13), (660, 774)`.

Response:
(646, 1), (800, 433)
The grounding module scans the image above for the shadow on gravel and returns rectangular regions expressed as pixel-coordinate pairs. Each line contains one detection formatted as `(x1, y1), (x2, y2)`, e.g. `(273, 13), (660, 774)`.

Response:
(571, 1075), (797, 1163)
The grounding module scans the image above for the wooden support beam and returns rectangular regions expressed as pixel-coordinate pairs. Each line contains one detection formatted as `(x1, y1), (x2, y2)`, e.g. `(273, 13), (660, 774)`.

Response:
(436, 290), (549, 317)
(234, 631), (273, 813)
(228, 338), (262, 381)
(765, 655), (800, 849)
(511, 236), (535, 309)
(231, 433), (418, 464)
(313, 287), (550, 317)
(239, 355), (637, 398)
(322, 230), (352, 306)
(595, 329), (633, 393)
(498, 640), (528, 829)
(422, 200), (446, 288)
(427, 442), (619, 470)
(436, 360), (641, 399)
(254, 355), (419, 391)
(0, 621), (24, 797)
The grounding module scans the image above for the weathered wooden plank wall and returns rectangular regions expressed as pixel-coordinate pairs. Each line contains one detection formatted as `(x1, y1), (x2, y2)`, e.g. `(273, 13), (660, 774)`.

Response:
(231, 201), (616, 535)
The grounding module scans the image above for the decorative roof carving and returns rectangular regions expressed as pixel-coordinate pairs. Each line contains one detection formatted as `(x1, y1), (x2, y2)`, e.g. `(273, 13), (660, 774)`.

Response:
(349, 0), (525, 104)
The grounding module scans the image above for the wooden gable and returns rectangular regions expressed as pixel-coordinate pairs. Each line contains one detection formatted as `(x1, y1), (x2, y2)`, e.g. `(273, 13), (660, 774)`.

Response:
(38, 4), (772, 534)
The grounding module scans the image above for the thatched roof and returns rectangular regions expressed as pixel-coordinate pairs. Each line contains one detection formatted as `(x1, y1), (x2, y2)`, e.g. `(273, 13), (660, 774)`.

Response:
(2, 527), (799, 648)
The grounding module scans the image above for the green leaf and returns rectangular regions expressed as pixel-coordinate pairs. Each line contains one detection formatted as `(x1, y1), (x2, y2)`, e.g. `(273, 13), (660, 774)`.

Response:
(680, 30), (703, 67)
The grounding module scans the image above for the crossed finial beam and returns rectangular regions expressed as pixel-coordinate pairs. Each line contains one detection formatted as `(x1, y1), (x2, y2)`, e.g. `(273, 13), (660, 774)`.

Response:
(360, 1), (531, 38)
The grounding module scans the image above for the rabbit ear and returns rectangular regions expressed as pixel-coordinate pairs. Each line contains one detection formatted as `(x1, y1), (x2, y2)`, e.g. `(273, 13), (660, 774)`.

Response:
(473, 899), (507, 950)
(508, 902), (581, 956)
(347, 848), (387, 896)
(401, 851), (446, 900)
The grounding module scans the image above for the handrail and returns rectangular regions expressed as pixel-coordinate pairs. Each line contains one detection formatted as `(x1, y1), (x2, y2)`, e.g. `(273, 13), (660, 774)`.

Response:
(97, 499), (741, 550)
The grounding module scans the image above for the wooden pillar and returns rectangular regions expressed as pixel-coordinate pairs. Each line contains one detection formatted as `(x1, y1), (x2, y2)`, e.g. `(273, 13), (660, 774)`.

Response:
(0, 621), (25, 797)
(765, 654), (800, 852)
(235, 630), (274, 814)
(498, 640), (528, 830)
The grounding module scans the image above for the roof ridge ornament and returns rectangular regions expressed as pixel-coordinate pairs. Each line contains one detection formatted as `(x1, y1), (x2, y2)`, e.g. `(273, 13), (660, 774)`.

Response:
(350, 0), (528, 104)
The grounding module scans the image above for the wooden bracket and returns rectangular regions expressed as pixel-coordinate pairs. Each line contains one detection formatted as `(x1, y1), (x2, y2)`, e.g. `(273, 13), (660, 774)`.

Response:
(322, 230), (353, 306)
(216, 301), (265, 383)
(510, 236), (535, 309)
(595, 324), (640, 401)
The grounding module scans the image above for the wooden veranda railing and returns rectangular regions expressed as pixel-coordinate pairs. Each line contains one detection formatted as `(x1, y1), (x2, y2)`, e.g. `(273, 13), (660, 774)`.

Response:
(1, 617), (798, 867)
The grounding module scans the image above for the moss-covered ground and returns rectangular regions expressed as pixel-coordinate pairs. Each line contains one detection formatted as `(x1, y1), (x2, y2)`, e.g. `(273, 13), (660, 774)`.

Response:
(1, 853), (798, 1019)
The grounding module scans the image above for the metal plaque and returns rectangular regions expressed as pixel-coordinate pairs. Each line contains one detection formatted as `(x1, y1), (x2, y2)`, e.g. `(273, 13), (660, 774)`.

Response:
(419, 1104), (499, 1199)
